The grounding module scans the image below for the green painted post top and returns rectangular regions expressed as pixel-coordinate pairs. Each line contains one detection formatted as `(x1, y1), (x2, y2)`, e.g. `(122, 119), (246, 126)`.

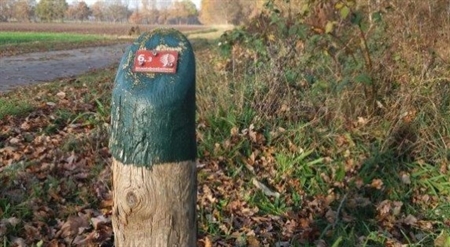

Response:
(110, 28), (196, 167)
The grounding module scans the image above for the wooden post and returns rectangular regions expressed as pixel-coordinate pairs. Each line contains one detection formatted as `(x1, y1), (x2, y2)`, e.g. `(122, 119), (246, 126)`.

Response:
(109, 29), (197, 246)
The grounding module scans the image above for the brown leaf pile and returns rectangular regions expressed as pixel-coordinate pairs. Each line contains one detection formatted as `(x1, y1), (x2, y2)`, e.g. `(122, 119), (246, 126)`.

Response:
(0, 71), (114, 246)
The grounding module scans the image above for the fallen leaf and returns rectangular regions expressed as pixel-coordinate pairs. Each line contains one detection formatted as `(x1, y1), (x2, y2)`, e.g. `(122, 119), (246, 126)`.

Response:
(5, 217), (21, 227)
(403, 214), (417, 225)
(400, 172), (411, 185)
(247, 235), (260, 247)
(202, 236), (213, 247)
(9, 137), (20, 145)
(325, 209), (337, 224)
(392, 201), (403, 216)
(371, 179), (384, 190)
(435, 230), (450, 247)
(252, 178), (280, 198)
(55, 215), (90, 239)
(20, 121), (31, 130)
(11, 237), (27, 247)
(91, 215), (111, 230)
(56, 91), (66, 98)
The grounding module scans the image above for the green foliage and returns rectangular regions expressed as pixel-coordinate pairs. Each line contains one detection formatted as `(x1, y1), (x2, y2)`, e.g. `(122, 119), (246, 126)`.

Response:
(36, 0), (68, 22)
(219, 0), (392, 116)
(202, 0), (450, 245)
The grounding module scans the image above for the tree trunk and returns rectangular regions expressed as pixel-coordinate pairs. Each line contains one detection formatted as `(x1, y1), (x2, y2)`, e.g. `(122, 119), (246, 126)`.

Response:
(112, 159), (197, 246)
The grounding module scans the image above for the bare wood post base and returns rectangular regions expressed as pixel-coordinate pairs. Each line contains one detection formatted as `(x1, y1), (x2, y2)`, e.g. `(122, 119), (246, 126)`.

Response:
(112, 158), (197, 246)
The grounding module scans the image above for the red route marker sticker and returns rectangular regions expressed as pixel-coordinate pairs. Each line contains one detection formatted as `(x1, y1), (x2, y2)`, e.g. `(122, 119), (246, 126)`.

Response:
(133, 50), (179, 74)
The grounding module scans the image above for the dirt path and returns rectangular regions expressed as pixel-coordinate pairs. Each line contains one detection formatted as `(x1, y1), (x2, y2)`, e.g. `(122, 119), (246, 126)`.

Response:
(0, 43), (130, 93)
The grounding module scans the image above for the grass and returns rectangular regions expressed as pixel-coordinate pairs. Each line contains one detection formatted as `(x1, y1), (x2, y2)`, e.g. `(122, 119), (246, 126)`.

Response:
(0, 31), (106, 46)
(1, 13), (450, 247)
(0, 43), (448, 246)
(0, 97), (33, 119)
(0, 67), (114, 246)
(0, 31), (127, 56)
(0, 23), (217, 57)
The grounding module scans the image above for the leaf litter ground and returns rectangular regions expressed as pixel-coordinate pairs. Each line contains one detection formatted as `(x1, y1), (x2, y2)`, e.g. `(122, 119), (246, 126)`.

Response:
(0, 48), (449, 247)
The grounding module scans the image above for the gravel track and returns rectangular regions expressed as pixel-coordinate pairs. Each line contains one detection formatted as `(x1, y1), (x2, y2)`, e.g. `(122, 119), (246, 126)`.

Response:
(0, 43), (130, 93)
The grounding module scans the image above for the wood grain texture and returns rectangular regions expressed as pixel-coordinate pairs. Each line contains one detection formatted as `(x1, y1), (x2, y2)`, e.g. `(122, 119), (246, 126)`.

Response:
(112, 158), (197, 246)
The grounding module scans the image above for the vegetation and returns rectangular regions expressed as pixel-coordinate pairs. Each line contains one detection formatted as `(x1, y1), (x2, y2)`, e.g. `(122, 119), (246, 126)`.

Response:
(1, 0), (450, 246)
(65, 1), (90, 22)
(0, 0), (266, 25)
(0, 24), (211, 56)
(36, 0), (67, 22)
(0, 31), (122, 57)
(0, 31), (104, 45)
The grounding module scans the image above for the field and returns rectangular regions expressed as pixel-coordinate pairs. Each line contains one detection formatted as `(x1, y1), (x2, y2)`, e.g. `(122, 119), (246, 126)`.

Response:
(0, 22), (212, 56)
(0, 22), (208, 35)
(1, 6), (450, 246)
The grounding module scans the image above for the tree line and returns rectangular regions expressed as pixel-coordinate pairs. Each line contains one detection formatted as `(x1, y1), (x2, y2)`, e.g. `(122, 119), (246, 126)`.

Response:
(0, 0), (267, 24)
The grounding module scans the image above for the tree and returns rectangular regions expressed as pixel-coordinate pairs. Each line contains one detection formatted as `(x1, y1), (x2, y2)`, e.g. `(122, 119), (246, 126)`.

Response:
(157, 8), (169, 24)
(66, 1), (90, 21)
(128, 9), (141, 23)
(0, 0), (15, 21)
(169, 0), (198, 24)
(13, 0), (35, 21)
(91, 0), (105, 21)
(104, 0), (130, 22)
(200, 0), (241, 25)
(157, 0), (172, 9)
(138, 0), (157, 24)
(239, 0), (264, 21)
(36, 0), (67, 22)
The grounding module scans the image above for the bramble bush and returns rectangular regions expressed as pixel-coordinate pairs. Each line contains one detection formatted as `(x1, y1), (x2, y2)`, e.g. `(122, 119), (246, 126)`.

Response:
(216, 0), (450, 164)
(194, 1), (450, 244)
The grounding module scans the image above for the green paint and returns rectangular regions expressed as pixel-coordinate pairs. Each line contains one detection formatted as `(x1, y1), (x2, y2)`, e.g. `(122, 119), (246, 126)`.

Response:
(110, 29), (196, 167)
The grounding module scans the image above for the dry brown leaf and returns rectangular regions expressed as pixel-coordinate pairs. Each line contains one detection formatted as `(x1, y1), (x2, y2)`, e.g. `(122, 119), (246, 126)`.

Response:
(400, 172), (411, 185)
(371, 179), (384, 190)
(11, 237), (26, 247)
(376, 200), (391, 217)
(252, 178), (280, 198)
(392, 201), (403, 216)
(403, 214), (417, 225)
(315, 239), (327, 247)
(4, 217), (21, 227)
(204, 236), (213, 247)
(91, 215), (111, 230)
(230, 126), (239, 136)
(56, 91), (66, 98)
(434, 230), (450, 247)
(9, 137), (20, 145)
(55, 215), (90, 239)
(325, 209), (336, 224)
(20, 121), (31, 130)
(247, 235), (260, 247)
(0, 223), (6, 236)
